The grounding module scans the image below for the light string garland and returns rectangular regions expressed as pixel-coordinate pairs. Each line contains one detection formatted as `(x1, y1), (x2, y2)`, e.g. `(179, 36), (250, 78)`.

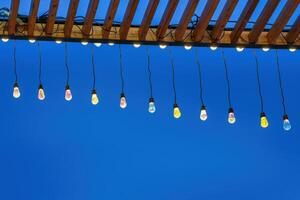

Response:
(275, 49), (291, 131)
(64, 43), (72, 101)
(168, 49), (181, 119)
(119, 44), (127, 109)
(195, 48), (207, 121)
(37, 42), (45, 101)
(91, 45), (99, 105)
(146, 47), (156, 113)
(253, 50), (269, 128)
(12, 40), (20, 99)
(221, 48), (236, 124)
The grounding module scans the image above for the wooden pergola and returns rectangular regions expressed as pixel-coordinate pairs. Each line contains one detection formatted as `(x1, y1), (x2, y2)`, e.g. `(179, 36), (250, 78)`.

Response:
(2, 0), (300, 48)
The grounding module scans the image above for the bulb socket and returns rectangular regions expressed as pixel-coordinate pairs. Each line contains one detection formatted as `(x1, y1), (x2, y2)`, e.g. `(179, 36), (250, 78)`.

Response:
(65, 84), (70, 90)
(149, 97), (154, 103)
(283, 114), (289, 120)
(120, 93), (125, 98)
(228, 107), (234, 113)
(92, 89), (97, 94)
(173, 103), (178, 108)
(260, 112), (266, 117)
(13, 82), (19, 88)
(201, 105), (206, 110)
(38, 84), (43, 89)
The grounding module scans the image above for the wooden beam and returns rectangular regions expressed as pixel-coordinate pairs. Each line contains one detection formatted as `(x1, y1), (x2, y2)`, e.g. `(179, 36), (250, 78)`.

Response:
(138, 0), (159, 41)
(248, 0), (280, 43)
(120, 0), (139, 40)
(82, 0), (100, 36)
(267, 0), (300, 44)
(8, 0), (20, 35)
(45, 0), (59, 35)
(211, 0), (238, 42)
(102, 0), (120, 39)
(27, 0), (40, 37)
(193, 0), (219, 41)
(156, 0), (179, 40)
(64, 0), (79, 38)
(230, 0), (258, 43)
(286, 15), (300, 44)
(174, 0), (199, 41)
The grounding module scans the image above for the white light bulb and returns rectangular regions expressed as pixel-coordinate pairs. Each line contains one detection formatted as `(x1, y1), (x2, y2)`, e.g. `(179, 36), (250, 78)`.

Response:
(262, 47), (270, 52)
(236, 46), (244, 52)
(184, 44), (192, 50)
(210, 44), (218, 51)
(133, 43), (141, 48)
(13, 83), (20, 98)
(120, 93), (127, 109)
(65, 85), (72, 101)
(2, 37), (9, 42)
(55, 39), (62, 44)
(94, 42), (102, 47)
(159, 44), (167, 49)
(108, 42), (114, 46)
(81, 41), (88, 45)
(38, 85), (45, 100)
(29, 39), (36, 43)
(289, 47), (296, 52)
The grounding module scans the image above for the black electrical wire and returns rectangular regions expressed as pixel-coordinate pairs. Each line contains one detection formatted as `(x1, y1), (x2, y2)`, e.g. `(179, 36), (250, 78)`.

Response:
(65, 42), (70, 85)
(146, 47), (153, 98)
(275, 49), (287, 115)
(168, 48), (177, 104)
(195, 48), (205, 105)
(221, 48), (232, 108)
(118, 44), (125, 94)
(91, 45), (96, 90)
(13, 40), (18, 83)
(252, 49), (264, 112)
(37, 41), (42, 84)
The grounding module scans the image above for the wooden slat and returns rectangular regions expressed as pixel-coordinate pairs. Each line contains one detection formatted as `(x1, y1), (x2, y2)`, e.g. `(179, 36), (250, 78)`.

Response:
(8, 0), (20, 35)
(82, 0), (100, 36)
(174, 0), (199, 41)
(27, 0), (40, 37)
(286, 15), (300, 43)
(230, 0), (258, 43)
(267, 0), (300, 44)
(193, 0), (219, 41)
(64, 0), (79, 38)
(102, 0), (120, 39)
(248, 0), (280, 43)
(45, 0), (59, 35)
(156, 0), (179, 40)
(138, 0), (159, 41)
(119, 0), (139, 40)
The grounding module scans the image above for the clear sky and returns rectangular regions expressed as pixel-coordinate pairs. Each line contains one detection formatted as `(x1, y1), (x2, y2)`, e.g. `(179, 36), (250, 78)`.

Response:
(0, 1), (300, 200)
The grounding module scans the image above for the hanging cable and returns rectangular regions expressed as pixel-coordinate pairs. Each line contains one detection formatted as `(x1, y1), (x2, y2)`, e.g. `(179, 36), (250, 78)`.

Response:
(195, 48), (204, 105)
(168, 48), (177, 104)
(146, 47), (153, 98)
(118, 44), (125, 93)
(13, 39), (18, 83)
(37, 41), (42, 84)
(91, 45), (96, 90)
(275, 49), (287, 115)
(221, 48), (232, 108)
(253, 49), (264, 112)
(65, 42), (70, 86)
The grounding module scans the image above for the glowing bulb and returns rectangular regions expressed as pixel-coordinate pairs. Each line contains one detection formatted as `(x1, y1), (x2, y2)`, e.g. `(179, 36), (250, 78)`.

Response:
(2, 37), (9, 42)
(289, 47), (296, 52)
(159, 44), (167, 49)
(148, 98), (156, 113)
(262, 47), (270, 52)
(29, 39), (36, 43)
(173, 104), (181, 119)
(228, 108), (236, 124)
(236, 46), (244, 52)
(120, 93), (127, 109)
(55, 39), (62, 44)
(38, 84), (45, 100)
(184, 44), (192, 50)
(260, 112), (269, 128)
(133, 43), (141, 48)
(13, 82), (20, 98)
(108, 42), (114, 46)
(65, 85), (72, 101)
(200, 105), (208, 121)
(91, 90), (99, 105)
(210, 44), (218, 51)
(81, 41), (88, 45)
(94, 42), (102, 47)
(283, 115), (291, 131)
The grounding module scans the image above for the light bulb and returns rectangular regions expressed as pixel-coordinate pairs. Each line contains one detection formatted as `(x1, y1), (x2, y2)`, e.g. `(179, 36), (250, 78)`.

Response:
(159, 44), (167, 49)
(94, 42), (102, 47)
(184, 44), (192, 50)
(81, 41), (88, 45)
(236, 46), (244, 52)
(283, 114), (291, 131)
(29, 39), (36, 43)
(133, 43), (141, 48)
(55, 39), (62, 44)
(148, 98), (156, 113)
(173, 103), (181, 119)
(262, 47), (270, 52)
(13, 82), (20, 98)
(91, 90), (99, 105)
(65, 85), (72, 101)
(210, 44), (218, 51)
(228, 108), (236, 124)
(2, 37), (9, 42)
(38, 84), (45, 100)
(108, 42), (114, 46)
(260, 112), (269, 128)
(289, 47), (296, 52)
(120, 93), (127, 109)
(200, 105), (208, 121)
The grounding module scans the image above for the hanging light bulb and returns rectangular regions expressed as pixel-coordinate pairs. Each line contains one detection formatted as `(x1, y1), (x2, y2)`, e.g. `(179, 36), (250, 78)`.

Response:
(94, 42), (102, 47)
(55, 39), (62, 44)
(288, 47), (296, 52)
(262, 47), (270, 52)
(236, 46), (244, 52)
(13, 82), (20, 98)
(184, 44), (192, 50)
(65, 85), (72, 101)
(91, 90), (99, 105)
(108, 42), (114, 46)
(228, 108), (236, 124)
(2, 37), (9, 42)
(173, 103), (181, 119)
(81, 41), (88, 45)
(37, 84), (45, 100)
(200, 105), (208, 121)
(148, 98), (156, 113)
(260, 112), (269, 128)
(29, 38), (36, 43)
(120, 93), (127, 109)
(283, 114), (291, 131)
(210, 44), (218, 51)
(133, 43), (141, 48)
(159, 43), (167, 49)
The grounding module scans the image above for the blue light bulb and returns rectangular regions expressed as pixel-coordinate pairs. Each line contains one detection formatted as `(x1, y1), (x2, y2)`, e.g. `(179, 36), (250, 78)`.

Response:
(283, 115), (291, 131)
(148, 98), (156, 113)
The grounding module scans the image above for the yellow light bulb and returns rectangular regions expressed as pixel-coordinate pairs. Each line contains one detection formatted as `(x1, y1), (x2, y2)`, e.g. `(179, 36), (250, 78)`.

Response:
(13, 82), (20, 98)
(228, 108), (236, 124)
(55, 39), (62, 44)
(173, 104), (181, 119)
(91, 90), (99, 105)
(38, 84), (45, 100)
(200, 105), (208, 121)
(260, 112), (269, 128)
(65, 85), (72, 101)
(120, 93), (127, 109)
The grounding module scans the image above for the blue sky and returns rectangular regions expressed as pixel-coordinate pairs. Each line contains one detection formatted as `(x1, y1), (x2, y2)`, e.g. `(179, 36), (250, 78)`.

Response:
(0, 1), (300, 200)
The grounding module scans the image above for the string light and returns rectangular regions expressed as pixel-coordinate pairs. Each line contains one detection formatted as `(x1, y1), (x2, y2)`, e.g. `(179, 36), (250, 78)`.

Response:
(253, 50), (269, 128)
(146, 47), (156, 113)
(210, 43), (218, 51)
(12, 40), (20, 98)
(94, 42), (102, 47)
(55, 39), (62, 44)
(64, 43), (72, 101)
(195, 48), (207, 121)
(119, 44), (127, 109)
(90, 46), (99, 105)
(262, 47), (270, 52)
(29, 39), (36, 43)
(81, 41), (88, 45)
(2, 37), (9, 42)
(184, 44), (192, 50)
(221, 48), (236, 124)
(159, 43), (167, 49)
(288, 46), (296, 52)
(37, 42), (45, 101)
(169, 49), (181, 119)
(236, 46), (244, 52)
(133, 43), (141, 48)
(108, 42), (114, 46)
(275, 49), (291, 131)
